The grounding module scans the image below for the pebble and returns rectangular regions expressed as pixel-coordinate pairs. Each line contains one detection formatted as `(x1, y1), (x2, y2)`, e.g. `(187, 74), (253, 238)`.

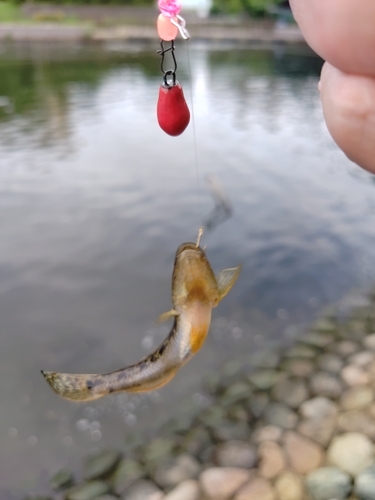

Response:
(338, 410), (375, 439)
(335, 340), (360, 357)
(211, 420), (250, 442)
(348, 351), (374, 368)
(200, 467), (251, 500)
(363, 334), (375, 351)
(249, 392), (269, 418)
(355, 465), (375, 500)
(283, 431), (323, 475)
(153, 454), (200, 489)
(251, 350), (280, 369)
(112, 459), (144, 495)
(221, 382), (253, 406)
(299, 397), (338, 420)
(341, 365), (370, 386)
(274, 470), (304, 500)
(123, 480), (164, 500)
(199, 406), (227, 427)
(142, 439), (175, 466)
(300, 331), (334, 348)
(312, 318), (337, 333)
(317, 353), (344, 374)
(248, 370), (283, 391)
(297, 416), (337, 447)
(83, 450), (121, 480)
(263, 403), (298, 430)
(305, 467), (352, 500)
(163, 480), (200, 500)
(182, 427), (212, 457)
(253, 425), (283, 444)
(214, 441), (257, 469)
(340, 386), (374, 411)
(281, 358), (315, 377)
(272, 377), (309, 409)
(310, 372), (344, 399)
(50, 468), (74, 491)
(65, 482), (110, 500)
(258, 441), (286, 479)
(327, 432), (374, 476)
(234, 477), (275, 500)
(284, 345), (318, 359)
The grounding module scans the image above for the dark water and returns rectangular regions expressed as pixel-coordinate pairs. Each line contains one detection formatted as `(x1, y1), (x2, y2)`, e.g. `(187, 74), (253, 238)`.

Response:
(0, 41), (375, 494)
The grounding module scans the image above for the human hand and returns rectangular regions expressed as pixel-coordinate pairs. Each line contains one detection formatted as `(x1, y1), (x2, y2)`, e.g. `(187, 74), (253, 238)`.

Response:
(290, 0), (375, 174)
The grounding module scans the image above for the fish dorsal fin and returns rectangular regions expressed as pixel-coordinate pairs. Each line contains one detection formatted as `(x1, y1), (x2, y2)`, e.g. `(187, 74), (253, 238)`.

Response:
(216, 265), (241, 301)
(157, 309), (179, 323)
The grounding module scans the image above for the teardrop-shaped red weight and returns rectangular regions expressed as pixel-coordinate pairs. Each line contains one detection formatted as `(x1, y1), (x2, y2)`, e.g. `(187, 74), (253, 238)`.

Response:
(157, 82), (190, 136)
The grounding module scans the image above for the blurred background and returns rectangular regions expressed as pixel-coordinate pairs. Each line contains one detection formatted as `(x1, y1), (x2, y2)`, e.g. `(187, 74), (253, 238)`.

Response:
(1, 0), (375, 497)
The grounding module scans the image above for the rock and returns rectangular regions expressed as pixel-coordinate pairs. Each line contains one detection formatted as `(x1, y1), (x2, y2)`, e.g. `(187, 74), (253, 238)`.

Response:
(348, 351), (374, 368)
(253, 425), (283, 444)
(65, 482), (110, 500)
(312, 318), (337, 332)
(227, 405), (250, 423)
(112, 459), (144, 495)
(327, 432), (374, 476)
(153, 454), (200, 489)
(341, 365), (370, 386)
(50, 468), (74, 490)
(249, 392), (269, 418)
(274, 470), (304, 500)
(163, 480), (200, 500)
(200, 467), (251, 500)
(281, 358), (315, 377)
(182, 427), (212, 457)
(300, 332), (334, 348)
(214, 441), (257, 469)
(123, 480), (163, 500)
(338, 410), (375, 439)
(283, 431), (323, 475)
(251, 350), (280, 369)
(248, 370), (282, 391)
(310, 372), (344, 399)
(143, 439), (175, 466)
(340, 386), (374, 411)
(297, 416), (337, 447)
(234, 477), (275, 500)
(263, 403), (298, 430)
(272, 377), (309, 409)
(95, 496), (117, 500)
(221, 382), (253, 406)
(355, 465), (375, 500)
(284, 345), (318, 359)
(83, 450), (121, 480)
(211, 421), (250, 442)
(258, 441), (286, 479)
(300, 397), (338, 420)
(317, 353), (344, 374)
(363, 334), (375, 351)
(305, 467), (352, 500)
(335, 340), (360, 357)
(199, 406), (227, 427)
(203, 371), (221, 395)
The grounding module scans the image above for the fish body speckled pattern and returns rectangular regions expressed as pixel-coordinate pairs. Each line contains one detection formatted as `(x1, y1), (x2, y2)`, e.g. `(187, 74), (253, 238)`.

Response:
(42, 241), (240, 401)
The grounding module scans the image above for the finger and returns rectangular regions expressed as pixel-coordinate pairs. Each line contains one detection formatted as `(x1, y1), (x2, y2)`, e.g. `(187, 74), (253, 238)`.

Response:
(290, 0), (375, 76)
(320, 62), (375, 174)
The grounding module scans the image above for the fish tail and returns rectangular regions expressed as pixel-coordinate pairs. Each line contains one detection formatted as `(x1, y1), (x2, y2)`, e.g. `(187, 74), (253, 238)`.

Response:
(41, 370), (106, 402)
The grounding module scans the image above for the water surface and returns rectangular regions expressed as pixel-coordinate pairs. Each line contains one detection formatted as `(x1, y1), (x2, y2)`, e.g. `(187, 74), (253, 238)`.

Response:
(0, 42), (375, 494)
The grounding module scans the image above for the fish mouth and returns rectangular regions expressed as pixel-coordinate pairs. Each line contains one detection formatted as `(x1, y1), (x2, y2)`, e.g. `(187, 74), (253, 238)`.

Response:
(175, 242), (203, 257)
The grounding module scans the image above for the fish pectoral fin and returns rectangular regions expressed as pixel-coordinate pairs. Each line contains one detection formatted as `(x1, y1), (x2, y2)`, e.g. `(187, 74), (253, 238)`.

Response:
(216, 265), (241, 302)
(157, 309), (179, 323)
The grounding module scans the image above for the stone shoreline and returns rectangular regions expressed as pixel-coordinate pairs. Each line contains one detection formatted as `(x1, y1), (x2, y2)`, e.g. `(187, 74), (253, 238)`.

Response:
(32, 293), (375, 500)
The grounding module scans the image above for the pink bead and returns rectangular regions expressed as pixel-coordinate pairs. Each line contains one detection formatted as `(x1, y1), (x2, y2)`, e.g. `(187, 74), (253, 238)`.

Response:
(158, 0), (181, 18)
(157, 14), (179, 41)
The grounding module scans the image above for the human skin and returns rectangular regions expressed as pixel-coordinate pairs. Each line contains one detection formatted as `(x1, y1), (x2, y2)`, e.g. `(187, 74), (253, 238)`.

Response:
(289, 0), (375, 174)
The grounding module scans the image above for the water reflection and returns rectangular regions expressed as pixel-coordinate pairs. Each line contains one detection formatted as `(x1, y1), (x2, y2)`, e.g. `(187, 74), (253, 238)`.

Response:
(0, 42), (374, 494)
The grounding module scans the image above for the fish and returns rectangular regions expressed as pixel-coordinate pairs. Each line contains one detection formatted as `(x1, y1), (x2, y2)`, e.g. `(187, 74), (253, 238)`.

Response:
(41, 230), (240, 402)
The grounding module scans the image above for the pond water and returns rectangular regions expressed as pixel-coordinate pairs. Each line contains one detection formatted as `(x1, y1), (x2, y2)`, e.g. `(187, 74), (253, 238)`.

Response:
(1, 41), (375, 495)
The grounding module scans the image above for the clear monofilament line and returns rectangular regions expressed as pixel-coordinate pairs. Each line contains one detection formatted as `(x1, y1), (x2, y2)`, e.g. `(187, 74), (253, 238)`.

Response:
(186, 43), (203, 233)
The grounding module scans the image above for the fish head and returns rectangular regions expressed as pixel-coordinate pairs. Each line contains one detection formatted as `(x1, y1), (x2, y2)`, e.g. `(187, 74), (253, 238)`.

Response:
(172, 242), (219, 307)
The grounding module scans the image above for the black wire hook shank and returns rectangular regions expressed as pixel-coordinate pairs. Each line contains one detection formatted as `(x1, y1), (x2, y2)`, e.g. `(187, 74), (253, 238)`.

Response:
(157, 40), (177, 87)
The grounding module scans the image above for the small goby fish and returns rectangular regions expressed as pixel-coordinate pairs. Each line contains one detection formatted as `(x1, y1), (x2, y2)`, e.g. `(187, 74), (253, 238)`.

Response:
(41, 233), (240, 402)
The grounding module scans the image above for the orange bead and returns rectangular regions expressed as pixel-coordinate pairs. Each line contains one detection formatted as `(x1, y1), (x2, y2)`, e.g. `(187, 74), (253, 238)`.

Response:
(157, 13), (178, 41)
